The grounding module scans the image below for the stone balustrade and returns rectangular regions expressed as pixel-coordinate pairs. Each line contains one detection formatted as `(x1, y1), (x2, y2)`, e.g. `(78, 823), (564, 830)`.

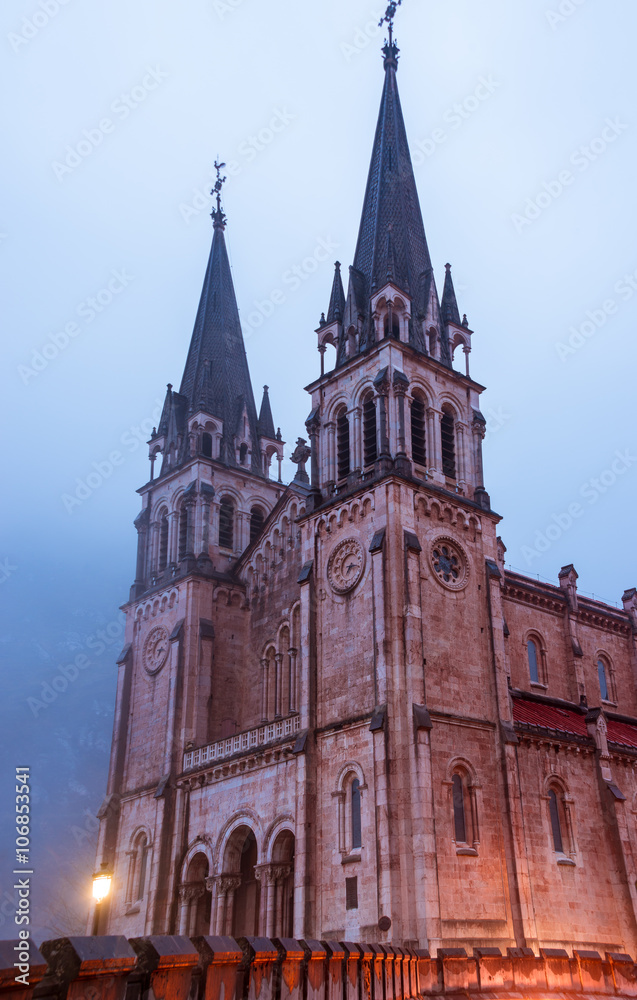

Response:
(1, 936), (637, 1000)
(183, 715), (301, 771)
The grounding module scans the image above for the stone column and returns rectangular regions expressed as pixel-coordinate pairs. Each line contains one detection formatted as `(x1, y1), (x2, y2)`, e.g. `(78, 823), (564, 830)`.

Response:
(260, 658), (269, 722)
(274, 653), (284, 718)
(288, 648), (298, 713)
(352, 406), (362, 471)
(472, 415), (486, 489)
(133, 510), (149, 592)
(374, 372), (391, 459)
(305, 412), (321, 492)
(147, 520), (159, 578)
(199, 497), (211, 556)
(456, 423), (467, 484)
(326, 421), (336, 485)
(168, 510), (179, 566)
(185, 499), (196, 557)
(463, 345), (471, 378)
(177, 883), (204, 936)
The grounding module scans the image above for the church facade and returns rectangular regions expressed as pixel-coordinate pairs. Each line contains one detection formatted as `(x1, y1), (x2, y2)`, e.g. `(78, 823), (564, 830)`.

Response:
(93, 33), (637, 956)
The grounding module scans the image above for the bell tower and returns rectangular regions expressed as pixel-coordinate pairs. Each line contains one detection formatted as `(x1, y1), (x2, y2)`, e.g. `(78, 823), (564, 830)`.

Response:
(307, 32), (489, 509)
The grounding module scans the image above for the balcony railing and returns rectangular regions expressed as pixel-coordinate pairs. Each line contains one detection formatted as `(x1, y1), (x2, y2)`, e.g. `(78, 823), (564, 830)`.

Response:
(183, 714), (301, 771)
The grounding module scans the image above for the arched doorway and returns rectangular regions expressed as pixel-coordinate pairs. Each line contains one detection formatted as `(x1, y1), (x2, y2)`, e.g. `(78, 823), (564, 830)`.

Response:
(216, 825), (260, 937)
(178, 851), (212, 935)
(270, 830), (295, 938)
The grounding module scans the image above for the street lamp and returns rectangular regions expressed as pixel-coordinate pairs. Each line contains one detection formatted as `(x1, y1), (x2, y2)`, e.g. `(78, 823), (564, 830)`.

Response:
(91, 863), (112, 935)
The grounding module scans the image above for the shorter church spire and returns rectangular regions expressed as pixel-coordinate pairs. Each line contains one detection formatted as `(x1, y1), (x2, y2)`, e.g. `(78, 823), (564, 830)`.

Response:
(326, 261), (345, 323)
(258, 385), (276, 439)
(441, 263), (461, 326)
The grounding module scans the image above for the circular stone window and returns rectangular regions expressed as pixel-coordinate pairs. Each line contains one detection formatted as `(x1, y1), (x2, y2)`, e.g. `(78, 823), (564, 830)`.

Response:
(430, 536), (469, 591)
(143, 624), (170, 674)
(327, 538), (365, 594)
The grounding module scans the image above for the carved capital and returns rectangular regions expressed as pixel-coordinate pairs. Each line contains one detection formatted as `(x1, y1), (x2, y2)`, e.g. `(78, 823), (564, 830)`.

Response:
(215, 874), (242, 895)
(178, 881), (205, 903)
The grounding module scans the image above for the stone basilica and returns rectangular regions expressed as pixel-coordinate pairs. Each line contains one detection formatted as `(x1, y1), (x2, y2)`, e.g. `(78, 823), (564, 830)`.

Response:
(93, 27), (637, 956)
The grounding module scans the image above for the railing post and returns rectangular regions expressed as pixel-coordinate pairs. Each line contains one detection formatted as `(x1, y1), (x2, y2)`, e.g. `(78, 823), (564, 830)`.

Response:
(129, 936), (200, 1000)
(0, 940), (47, 1000)
(38, 936), (136, 1000)
(193, 936), (243, 1000)
(301, 940), (327, 1000)
(322, 942), (345, 1000)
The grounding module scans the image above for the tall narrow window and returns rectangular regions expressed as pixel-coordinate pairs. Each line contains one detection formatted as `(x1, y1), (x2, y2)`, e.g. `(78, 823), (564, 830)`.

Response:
(383, 310), (400, 340)
(363, 393), (377, 466)
(158, 512), (169, 571)
(527, 639), (540, 684)
(441, 408), (456, 478)
(598, 659), (609, 701)
(411, 395), (427, 467)
(239, 443), (248, 465)
(452, 773), (467, 843)
(548, 789), (564, 853)
(178, 504), (189, 560)
(250, 506), (265, 544)
(202, 432), (213, 458)
(336, 407), (350, 480)
(136, 837), (148, 900)
(351, 778), (362, 849)
(219, 498), (234, 550)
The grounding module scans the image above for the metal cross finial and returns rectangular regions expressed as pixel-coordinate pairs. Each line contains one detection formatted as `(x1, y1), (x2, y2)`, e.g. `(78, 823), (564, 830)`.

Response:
(379, 0), (402, 46)
(211, 158), (227, 228)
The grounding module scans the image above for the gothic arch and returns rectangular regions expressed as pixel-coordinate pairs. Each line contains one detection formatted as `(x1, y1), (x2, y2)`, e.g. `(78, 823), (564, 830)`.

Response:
(181, 837), (213, 881)
(151, 494), (171, 520)
(524, 630), (548, 686)
(335, 760), (366, 791)
(214, 811), (264, 872)
(445, 755), (479, 785)
(263, 815), (295, 862)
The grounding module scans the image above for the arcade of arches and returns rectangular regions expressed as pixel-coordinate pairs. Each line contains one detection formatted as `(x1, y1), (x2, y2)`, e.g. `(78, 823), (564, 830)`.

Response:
(177, 828), (295, 938)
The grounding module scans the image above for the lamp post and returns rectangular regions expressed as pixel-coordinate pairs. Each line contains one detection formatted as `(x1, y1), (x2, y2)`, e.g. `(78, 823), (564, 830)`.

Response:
(91, 863), (112, 936)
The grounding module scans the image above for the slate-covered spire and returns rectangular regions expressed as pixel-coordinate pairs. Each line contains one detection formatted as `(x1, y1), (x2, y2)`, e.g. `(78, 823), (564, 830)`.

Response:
(352, 36), (432, 302)
(258, 385), (275, 439)
(441, 263), (461, 326)
(179, 181), (261, 473)
(326, 261), (345, 323)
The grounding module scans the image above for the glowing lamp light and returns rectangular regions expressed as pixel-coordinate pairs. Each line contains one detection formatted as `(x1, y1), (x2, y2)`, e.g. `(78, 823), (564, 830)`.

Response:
(92, 868), (112, 903)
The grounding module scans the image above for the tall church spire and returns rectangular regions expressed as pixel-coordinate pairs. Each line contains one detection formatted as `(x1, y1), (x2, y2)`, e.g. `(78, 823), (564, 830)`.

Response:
(351, 22), (432, 304)
(179, 166), (261, 473)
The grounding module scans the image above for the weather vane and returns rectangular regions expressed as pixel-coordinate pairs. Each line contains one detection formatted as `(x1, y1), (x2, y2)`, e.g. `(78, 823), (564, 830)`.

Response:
(379, 0), (402, 47)
(211, 158), (227, 226)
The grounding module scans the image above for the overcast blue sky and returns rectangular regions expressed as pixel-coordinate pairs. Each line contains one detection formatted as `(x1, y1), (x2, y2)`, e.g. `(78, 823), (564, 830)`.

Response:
(1, 0), (636, 940)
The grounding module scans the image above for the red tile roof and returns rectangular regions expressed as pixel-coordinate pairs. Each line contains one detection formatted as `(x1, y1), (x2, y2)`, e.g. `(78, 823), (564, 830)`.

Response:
(513, 700), (588, 737)
(513, 698), (637, 749)
(607, 719), (637, 750)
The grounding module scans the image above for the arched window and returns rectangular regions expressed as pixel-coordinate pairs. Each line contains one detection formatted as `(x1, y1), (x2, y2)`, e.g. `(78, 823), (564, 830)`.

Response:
(411, 394), (427, 467)
(428, 328), (438, 357)
(598, 659), (609, 701)
(202, 432), (213, 458)
(158, 511), (169, 571)
(363, 392), (377, 466)
(136, 834), (148, 900)
(548, 789), (564, 853)
(351, 778), (362, 849)
(127, 832), (150, 905)
(441, 407), (456, 479)
(219, 498), (234, 550)
(250, 506), (265, 544)
(449, 766), (479, 854)
(383, 309), (400, 340)
(239, 443), (248, 465)
(452, 773), (467, 843)
(178, 504), (189, 560)
(527, 639), (540, 684)
(336, 406), (350, 480)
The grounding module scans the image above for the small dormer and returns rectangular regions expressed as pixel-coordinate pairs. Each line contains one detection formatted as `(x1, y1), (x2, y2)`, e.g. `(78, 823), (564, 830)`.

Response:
(371, 283), (412, 345)
(188, 412), (223, 460)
